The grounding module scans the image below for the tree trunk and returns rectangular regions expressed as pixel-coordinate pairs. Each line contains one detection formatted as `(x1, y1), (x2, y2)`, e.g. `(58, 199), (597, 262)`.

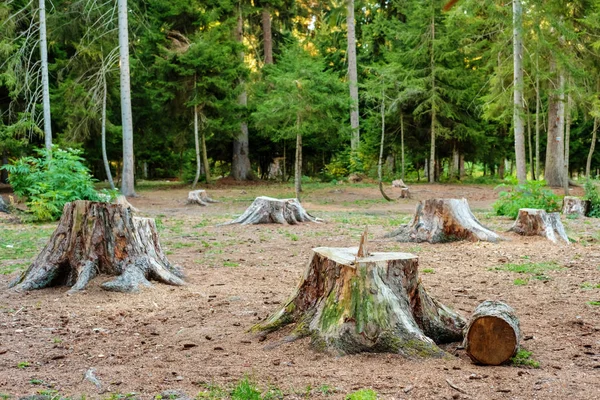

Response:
(295, 128), (302, 201)
(562, 196), (589, 217)
(192, 105), (201, 189)
(509, 208), (569, 244)
(564, 88), (571, 195)
(400, 112), (405, 180)
(101, 77), (115, 190)
(39, 0), (52, 152)
(231, 7), (253, 181)
(221, 196), (321, 225)
(535, 61), (541, 180)
(262, 7), (273, 65)
(586, 117), (598, 178)
(545, 68), (565, 187)
(10, 201), (183, 293)
(464, 301), (520, 366)
(347, 0), (360, 151)
(114, 194), (139, 213)
(527, 109), (534, 180)
(512, 0), (526, 183)
(201, 123), (210, 183)
(429, 5), (436, 184)
(187, 190), (217, 206)
(378, 88), (391, 202)
(386, 198), (500, 243)
(118, 0), (136, 197)
(253, 243), (465, 355)
(451, 143), (459, 180)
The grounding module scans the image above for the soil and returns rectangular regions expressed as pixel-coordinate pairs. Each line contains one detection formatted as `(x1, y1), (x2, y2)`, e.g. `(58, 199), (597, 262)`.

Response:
(1, 182), (599, 399)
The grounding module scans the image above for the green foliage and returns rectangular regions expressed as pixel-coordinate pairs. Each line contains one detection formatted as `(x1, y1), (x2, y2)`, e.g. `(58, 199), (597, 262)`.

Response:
(2, 147), (114, 221)
(510, 350), (540, 368)
(231, 378), (262, 400)
(493, 181), (561, 218)
(584, 180), (600, 217)
(345, 389), (378, 400)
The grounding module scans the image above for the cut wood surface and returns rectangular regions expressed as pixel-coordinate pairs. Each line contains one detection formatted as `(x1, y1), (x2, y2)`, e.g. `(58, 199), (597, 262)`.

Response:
(509, 208), (569, 243)
(9, 201), (184, 293)
(562, 196), (589, 217)
(253, 237), (465, 356)
(386, 198), (499, 243)
(221, 196), (322, 225)
(464, 300), (520, 365)
(187, 189), (217, 206)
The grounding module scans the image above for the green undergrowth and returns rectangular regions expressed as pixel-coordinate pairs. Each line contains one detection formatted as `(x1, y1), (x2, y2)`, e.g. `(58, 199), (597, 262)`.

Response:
(510, 349), (540, 368)
(345, 389), (378, 400)
(493, 181), (561, 218)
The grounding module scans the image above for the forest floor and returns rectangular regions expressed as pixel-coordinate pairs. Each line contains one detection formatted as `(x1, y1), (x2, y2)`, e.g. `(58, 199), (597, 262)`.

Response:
(1, 181), (600, 399)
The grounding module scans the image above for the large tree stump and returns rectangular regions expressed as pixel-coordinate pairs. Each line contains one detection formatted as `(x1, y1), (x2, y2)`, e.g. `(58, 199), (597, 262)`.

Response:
(221, 196), (322, 225)
(187, 190), (217, 206)
(9, 201), (184, 293)
(509, 208), (569, 244)
(253, 235), (465, 356)
(463, 301), (520, 365)
(386, 198), (500, 243)
(562, 196), (589, 217)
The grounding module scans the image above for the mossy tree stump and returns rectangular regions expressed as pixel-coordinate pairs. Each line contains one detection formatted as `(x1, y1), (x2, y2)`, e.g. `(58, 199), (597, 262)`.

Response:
(386, 198), (500, 243)
(464, 301), (520, 365)
(509, 208), (569, 244)
(9, 201), (184, 293)
(562, 196), (589, 217)
(221, 196), (322, 225)
(187, 190), (217, 206)
(253, 234), (465, 356)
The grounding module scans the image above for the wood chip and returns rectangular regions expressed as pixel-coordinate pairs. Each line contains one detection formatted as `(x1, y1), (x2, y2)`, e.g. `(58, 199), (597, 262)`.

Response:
(446, 379), (468, 394)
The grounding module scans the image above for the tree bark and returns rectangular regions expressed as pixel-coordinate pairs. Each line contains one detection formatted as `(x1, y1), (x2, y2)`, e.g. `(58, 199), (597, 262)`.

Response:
(545, 67), (565, 187)
(101, 76), (115, 190)
(187, 190), (217, 206)
(386, 198), (500, 243)
(378, 88), (391, 202)
(192, 105), (201, 189)
(400, 112), (405, 180)
(429, 5), (436, 183)
(221, 196), (321, 225)
(39, 0), (52, 152)
(118, 0), (136, 196)
(535, 60), (541, 180)
(201, 123), (210, 183)
(347, 0), (360, 151)
(586, 117), (598, 178)
(527, 109), (534, 180)
(10, 201), (183, 293)
(564, 87), (572, 195)
(509, 208), (569, 244)
(295, 126), (302, 201)
(513, 0), (526, 183)
(562, 196), (589, 217)
(253, 245), (465, 355)
(262, 6), (273, 65)
(464, 301), (520, 366)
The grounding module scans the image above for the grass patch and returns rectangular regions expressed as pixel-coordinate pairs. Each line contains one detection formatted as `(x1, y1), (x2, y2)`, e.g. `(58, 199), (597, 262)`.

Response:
(345, 389), (378, 400)
(421, 268), (435, 274)
(510, 349), (540, 368)
(580, 282), (600, 290)
(493, 261), (563, 281)
(0, 226), (55, 275)
(513, 278), (529, 286)
(587, 301), (600, 306)
(17, 361), (30, 369)
(223, 261), (239, 268)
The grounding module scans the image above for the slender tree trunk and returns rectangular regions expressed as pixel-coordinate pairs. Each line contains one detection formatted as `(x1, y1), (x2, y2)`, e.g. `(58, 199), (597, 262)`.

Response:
(262, 7), (273, 65)
(192, 105), (201, 189)
(378, 90), (385, 184)
(1, 151), (8, 183)
(429, 5), (436, 183)
(201, 126), (210, 183)
(118, 0), (136, 196)
(231, 6), (253, 181)
(586, 118), (598, 178)
(283, 140), (287, 182)
(545, 67), (565, 187)
(452, 143), (459, 180)
(564, 87), (571, 194)
(512, 0), (526, 183)
(39, 0), (52, 152)
(535, 59), (541, 180)
(527, 109), (534, 180)
(400, 112), (405, 180)
(295, 115), (302, 201)
(347, 0), (360, 151)
(101, 77), (115, 190)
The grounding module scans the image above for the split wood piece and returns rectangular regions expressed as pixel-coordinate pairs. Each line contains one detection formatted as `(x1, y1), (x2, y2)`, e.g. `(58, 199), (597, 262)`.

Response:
(221, 196), (322, 225)
(562, 196), (589, 217)
(187, 189), (218, 206)
(509, 208), (569, 244)
(463, 300), (520, 365)
(114, 195), (139, 212)
(386, 198), (500, 243)
(253, 239), (465, 356)
(9, 201), (184, 293)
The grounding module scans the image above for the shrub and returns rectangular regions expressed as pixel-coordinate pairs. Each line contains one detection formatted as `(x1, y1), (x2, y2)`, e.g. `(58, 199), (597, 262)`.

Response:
(584, 180), (600, 217)
(2, 147), (114, 221)
(493, 181), (560, 218)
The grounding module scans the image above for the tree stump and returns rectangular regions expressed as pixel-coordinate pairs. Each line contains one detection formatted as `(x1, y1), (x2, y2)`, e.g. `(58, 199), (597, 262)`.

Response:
(562, 196), (589, 217)
(114, 195), (139, 212)
(386, 198), (500, 243)
(9, 201), (184, 293)
(509, 208), (569, 244)
(392, 179), (408, 188)
(187, 189), (217, 206)
(398, 188), (411, 199)
(0, 196), (8, 213)
(253, 234), (465, 356)
(463, 300), (520, 365)
(221, 196), (322, 225)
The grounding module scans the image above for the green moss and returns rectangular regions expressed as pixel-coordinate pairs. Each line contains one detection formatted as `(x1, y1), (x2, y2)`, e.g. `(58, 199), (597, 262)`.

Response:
(320, 290), (345, 331)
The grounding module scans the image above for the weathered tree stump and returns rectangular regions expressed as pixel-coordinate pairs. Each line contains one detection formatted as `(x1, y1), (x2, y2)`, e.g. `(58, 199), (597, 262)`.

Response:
(187, 189), (217, 206)
(464, 300), (520, 365)
(114, 195), (139, 212)
(221, 196), (322, 225)
(562, 196), (589, 217)
(509, 208), (569, 244)
(253, 234), (465, 356)
(398, 188), (411, 199)
(9, 201), (184, 293)
(386, 198), (500, 243)
(392, 179), (408, 188)
(0, 196), (8, 213)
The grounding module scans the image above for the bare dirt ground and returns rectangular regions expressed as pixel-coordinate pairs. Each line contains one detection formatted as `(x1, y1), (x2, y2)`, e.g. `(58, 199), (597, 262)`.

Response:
(1, 182), (599, 399)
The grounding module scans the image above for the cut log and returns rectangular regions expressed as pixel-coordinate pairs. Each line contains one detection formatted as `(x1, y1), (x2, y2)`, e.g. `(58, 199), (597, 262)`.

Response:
(187, 189), (217, 206)
(386, 198), (500, 243)
(221, 196), (322, 225)
(509, 208), (569, 244)
(9, 201), (184, 293)
(114, 195), (139, 212)
(0, 196), (8, 213)
(562, 196), (589, 217)
(253, 235), (465, 356)
(464, 300), (520, 365)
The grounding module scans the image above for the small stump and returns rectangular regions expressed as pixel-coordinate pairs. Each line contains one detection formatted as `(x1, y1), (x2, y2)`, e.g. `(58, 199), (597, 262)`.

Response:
(221, 196), (321, 225)
(253, 234), (465, 356)
(386, 198), (499, 243)
(187, 190), (217, 206)
(9, 201), (184, 293)
(562, 196), (589, 217)
(464, 301), (520, 365)
(0, 196), (8, 213)
(509, 208), (569, 244)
